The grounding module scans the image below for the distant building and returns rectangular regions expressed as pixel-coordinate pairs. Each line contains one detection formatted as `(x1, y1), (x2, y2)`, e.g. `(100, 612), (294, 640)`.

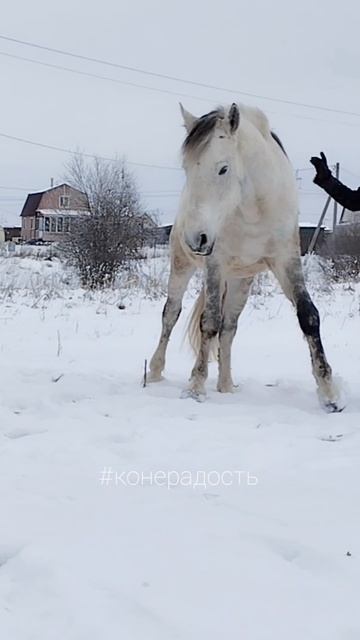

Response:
(299, 222), (327, 255)
(150, 222), (328, 256)
(4, 226), (21, 243)
(20, 183), (89, 242)
(154, 224), (173, 244)
(339, 208), (360, 225)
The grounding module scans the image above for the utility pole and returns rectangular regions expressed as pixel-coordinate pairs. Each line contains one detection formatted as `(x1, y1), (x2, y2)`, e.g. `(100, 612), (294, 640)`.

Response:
(332, 162), (340, 230)
(308, 195), (332, 253)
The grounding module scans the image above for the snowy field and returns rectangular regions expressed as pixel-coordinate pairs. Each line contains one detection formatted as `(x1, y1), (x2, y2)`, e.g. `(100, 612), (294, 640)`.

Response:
(0, 253), (359, 639)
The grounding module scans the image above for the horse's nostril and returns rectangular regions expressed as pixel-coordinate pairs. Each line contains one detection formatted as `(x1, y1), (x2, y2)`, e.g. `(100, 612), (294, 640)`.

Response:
(199, 233), (208, 249)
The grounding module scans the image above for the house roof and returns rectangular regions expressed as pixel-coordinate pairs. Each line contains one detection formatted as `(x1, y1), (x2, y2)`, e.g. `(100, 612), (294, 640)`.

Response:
(299, 222), (325, 228)
(20, 183), (88, 217)
(140, 213), (157, 228)
(20, 192), (43, 218)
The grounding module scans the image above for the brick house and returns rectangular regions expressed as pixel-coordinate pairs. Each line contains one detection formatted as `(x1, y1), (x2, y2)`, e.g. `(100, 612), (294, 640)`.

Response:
(20, 183), (89, 242)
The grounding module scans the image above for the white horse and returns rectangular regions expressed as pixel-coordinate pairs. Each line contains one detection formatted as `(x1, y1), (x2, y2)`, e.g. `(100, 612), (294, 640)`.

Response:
(149, 102), (343, 412)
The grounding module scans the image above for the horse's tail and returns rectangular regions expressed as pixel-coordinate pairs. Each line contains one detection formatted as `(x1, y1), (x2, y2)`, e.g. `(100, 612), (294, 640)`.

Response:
(186, 287), (219, 361)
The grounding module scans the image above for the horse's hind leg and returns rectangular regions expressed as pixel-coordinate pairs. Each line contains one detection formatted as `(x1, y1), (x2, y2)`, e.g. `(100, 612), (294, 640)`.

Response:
(148, 248), (194, 382)
(217, 277), (253, 393)
(270, 255), (344, 412)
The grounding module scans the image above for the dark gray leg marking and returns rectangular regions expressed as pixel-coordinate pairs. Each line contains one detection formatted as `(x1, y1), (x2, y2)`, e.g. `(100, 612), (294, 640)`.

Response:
(217, 277), (253, 392)
(186, 263), (222, 398)
(149, 266), (194, 382)
(270, 256), (343, 412)
(297, 293), (331, 378)
(295, 290), (342, 411)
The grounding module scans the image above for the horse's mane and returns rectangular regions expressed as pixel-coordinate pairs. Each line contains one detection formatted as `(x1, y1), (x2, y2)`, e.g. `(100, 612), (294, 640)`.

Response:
(270, 131), (287, 156)
(182, 104), (287, 160)
(182, 107), (224, 159)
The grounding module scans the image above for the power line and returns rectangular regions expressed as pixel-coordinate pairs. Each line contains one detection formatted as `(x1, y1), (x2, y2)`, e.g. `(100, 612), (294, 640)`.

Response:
(3, 51), (360, 130)
(141, 190), (181, 195)
(341, 167), (360, 182)
(0, 50), (212, 105)
(0, 183), (182, 196)
(0, 184), (34, 191)
(142, 193), (181, 198)
(0, 131), (181, 171)
(298, 191), (325, 196)
(3, 52), (360, 132)
(0, 186), (182, 196)
(1, 33), (360, 119)
(296, 163), (337, 175)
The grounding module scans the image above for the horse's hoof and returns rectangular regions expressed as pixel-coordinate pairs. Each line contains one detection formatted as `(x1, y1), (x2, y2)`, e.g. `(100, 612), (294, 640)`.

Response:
(180, 388), (206, 403)
(217, 382), (235, 393)
(318, 379), (346, 414)
(323, 401), (345, 414)
(146, 372), (164, 384)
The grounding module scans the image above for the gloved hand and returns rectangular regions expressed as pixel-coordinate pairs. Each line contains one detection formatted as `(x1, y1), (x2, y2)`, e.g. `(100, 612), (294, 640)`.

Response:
(310, 152), (332, 186)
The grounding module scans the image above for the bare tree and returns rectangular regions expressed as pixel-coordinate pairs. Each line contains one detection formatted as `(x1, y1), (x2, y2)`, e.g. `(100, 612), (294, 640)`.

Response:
(63, 155), (156, 289)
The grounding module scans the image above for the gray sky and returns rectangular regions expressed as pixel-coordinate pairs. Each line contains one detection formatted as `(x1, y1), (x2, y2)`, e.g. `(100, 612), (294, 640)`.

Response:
(1, 0), (360, 228)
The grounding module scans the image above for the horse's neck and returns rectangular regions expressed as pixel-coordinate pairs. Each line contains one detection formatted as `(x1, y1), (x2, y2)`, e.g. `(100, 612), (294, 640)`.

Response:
(236, 124), (284, 196)
(236, 145), (268, 196)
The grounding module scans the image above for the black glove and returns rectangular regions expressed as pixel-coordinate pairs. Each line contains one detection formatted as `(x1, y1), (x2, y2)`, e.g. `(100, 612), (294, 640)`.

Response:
(310, 152), (332, 186)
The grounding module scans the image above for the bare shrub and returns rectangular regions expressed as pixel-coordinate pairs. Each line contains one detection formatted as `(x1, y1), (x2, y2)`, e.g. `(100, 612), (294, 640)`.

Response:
(62, 155), (156, 289)
(320, 223), (360, 281)
(302, 253), (334, 294)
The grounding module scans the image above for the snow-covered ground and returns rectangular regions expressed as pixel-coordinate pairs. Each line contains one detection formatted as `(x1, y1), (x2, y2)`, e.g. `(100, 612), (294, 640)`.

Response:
(0, 254), (359, 639)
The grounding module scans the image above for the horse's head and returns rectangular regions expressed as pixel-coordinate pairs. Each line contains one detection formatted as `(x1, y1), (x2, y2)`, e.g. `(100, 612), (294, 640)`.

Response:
(180, 103), (241, 256)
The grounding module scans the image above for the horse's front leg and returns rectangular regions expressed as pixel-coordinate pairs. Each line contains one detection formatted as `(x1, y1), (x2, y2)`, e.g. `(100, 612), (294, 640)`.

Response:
(184, 262), (222, 401)
(217, 276), (253, 393)
(148, 250), (194, 383)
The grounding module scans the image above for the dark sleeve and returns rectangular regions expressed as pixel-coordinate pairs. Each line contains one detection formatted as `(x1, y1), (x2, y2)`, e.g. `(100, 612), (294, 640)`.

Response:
(314, 174), (360, 211)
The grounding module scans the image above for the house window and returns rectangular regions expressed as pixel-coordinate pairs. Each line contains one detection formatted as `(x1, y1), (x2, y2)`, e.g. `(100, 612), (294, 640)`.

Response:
(59, 195), (70, 208)
(64, 217), (70, 233)
(57, 217), (63, 233)
(50, 217), (56, 233)
(45, 217), (50, 232)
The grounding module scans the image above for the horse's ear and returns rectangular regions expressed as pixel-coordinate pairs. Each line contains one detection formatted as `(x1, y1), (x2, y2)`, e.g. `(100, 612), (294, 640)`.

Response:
(228, 103), (240, 133)
(179, 103), (197, 133)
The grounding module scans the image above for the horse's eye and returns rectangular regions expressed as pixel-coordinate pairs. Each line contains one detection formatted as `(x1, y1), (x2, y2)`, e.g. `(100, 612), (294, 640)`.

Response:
(218, 165), (228, 175)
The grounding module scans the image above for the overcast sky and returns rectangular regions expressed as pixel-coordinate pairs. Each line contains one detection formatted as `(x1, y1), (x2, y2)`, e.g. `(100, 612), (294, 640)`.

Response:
(1, 0), (360, 227)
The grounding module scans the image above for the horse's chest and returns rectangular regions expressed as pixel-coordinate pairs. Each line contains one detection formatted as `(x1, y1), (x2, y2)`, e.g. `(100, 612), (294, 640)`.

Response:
(219, 220), (269, 257)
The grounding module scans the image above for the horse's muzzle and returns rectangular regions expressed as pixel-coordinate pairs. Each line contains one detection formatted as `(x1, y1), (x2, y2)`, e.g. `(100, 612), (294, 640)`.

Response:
(186, 232), (215, 256)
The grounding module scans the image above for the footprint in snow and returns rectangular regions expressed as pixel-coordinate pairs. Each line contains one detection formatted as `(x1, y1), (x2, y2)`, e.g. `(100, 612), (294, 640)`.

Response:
(0, 544), (22, 568)
(4, 428), (47, 440)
